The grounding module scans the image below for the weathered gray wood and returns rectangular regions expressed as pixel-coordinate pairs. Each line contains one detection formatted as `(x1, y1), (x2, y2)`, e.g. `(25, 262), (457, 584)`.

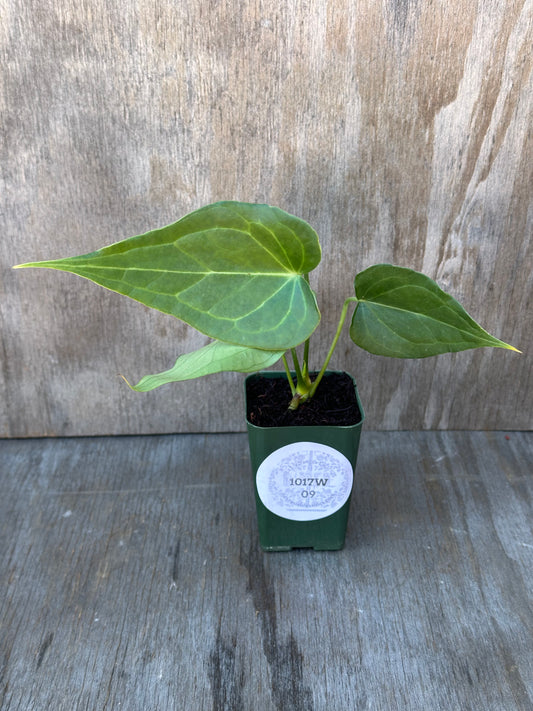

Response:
(1, 0), (531, 435)
(0, 431), (532, 710)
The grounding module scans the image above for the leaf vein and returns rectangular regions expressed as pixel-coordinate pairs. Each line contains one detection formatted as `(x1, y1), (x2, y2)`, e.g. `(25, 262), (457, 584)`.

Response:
(220, 204), (294, 272)
(360, 301), (495, 344)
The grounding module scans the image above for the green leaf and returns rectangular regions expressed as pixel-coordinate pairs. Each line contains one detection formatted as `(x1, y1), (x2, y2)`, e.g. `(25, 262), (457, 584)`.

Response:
(123, 340), (284, 392)
(15, 201), (321, 350)
(350, 264), (519, 358)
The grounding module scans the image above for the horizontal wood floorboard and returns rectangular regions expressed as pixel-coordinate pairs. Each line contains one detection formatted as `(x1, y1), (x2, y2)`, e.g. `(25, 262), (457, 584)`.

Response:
(0, 432), (532, 710)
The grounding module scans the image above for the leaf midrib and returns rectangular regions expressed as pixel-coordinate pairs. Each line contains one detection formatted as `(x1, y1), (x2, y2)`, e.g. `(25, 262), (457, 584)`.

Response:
(357, 295), (496, 344)
(34, 264), (301, 277)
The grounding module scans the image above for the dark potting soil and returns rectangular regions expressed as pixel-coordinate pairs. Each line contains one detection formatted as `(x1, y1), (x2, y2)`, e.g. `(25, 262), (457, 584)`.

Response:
(246, 372), (363, 428)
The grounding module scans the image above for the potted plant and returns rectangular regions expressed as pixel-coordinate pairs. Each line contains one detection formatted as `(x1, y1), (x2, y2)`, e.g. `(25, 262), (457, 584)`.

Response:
(14, 201), (518, 550)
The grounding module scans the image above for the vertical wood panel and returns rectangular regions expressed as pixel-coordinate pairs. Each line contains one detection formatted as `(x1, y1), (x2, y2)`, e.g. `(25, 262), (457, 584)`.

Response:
(1, 0), (531, 435)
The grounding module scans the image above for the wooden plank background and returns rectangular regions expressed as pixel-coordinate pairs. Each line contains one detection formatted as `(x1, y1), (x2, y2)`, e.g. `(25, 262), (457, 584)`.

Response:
(1, 0), (531, 436)
(1, 431), (532, 709)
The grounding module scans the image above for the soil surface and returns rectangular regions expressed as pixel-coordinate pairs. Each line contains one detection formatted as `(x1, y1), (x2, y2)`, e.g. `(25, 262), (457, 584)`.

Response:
(246, 372), (363, 428)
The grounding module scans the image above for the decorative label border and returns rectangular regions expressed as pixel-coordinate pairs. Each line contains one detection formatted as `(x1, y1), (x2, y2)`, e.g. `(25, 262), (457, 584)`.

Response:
(256, 442), (353, 521)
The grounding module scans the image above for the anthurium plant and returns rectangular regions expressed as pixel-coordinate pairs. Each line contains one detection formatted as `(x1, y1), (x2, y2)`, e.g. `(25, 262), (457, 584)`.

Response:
(15, 201), (518, 410)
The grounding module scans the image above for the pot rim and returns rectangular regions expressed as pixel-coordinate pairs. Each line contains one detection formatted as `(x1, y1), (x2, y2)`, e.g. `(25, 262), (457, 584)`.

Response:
(244, 370), (365, 430)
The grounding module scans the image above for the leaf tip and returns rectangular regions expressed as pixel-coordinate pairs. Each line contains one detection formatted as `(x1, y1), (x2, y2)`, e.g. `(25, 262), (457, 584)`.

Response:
(13, 261), (49, 270)
(119, 374), (135, 390)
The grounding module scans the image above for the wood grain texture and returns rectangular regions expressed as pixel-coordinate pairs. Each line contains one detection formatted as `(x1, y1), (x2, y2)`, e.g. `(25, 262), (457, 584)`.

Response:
(1, 0), (531, 435)
(0, 432), (532, 709)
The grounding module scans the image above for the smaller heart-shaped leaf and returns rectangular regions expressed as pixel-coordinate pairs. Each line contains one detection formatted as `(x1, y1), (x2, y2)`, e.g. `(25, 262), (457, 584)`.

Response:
(350, 264), (519, 357)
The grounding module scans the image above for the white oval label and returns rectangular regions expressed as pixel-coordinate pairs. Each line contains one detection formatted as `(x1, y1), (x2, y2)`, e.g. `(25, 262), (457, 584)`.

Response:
(256, 442), (353, 521)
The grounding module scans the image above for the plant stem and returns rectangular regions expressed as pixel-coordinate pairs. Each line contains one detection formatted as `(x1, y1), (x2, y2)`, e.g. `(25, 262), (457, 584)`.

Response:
(282, 353), (296, 395)
(302, 338), (310, 377)
(288, 347), (313, 410)
(291, 348), (304, 386)
(308, 297), (359, 398)
(302, 273), (311, 377)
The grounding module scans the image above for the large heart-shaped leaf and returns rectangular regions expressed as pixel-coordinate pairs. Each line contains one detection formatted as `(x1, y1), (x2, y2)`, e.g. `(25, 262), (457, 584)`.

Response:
(350, 264), (518, 357)
(123, 340), (284, 392)
(15, 202), (321, 350)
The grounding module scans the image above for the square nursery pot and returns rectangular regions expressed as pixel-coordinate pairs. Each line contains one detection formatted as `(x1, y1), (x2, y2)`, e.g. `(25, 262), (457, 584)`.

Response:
(245, 371), (365, 551)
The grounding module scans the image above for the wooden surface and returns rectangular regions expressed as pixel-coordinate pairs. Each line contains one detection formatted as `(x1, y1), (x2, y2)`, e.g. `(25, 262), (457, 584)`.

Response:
(1, 0), (532, 436)
(1, 431), (532, 710)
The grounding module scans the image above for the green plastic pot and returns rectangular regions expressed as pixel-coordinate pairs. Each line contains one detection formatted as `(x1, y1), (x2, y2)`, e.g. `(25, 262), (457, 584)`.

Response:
(245, 371), (365, 551)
